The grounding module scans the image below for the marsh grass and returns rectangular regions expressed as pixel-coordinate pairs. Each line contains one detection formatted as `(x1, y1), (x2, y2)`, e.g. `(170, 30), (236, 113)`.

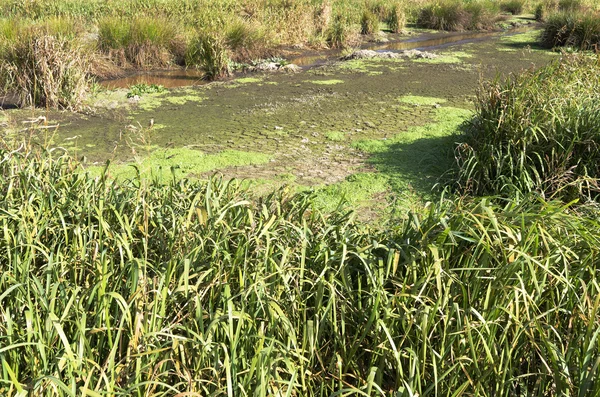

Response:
(0, 32), (90, 109)
(500, 0), (526, 14)
(186, 32), (231, 80)
(387, 2), (407, 33)
(360, 9), (380, 34)
(98, 16), (181, 69)
(541, 9), (600, 49)
(454, 54), (600, 200)
(417, 0), (501, 31)
(0, 144), (599, 395)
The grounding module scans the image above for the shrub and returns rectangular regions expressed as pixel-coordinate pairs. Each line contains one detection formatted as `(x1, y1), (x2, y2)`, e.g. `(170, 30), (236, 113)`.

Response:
(186, 32), (230, 80)
(541, 10), (600, 49)
(360, 9), (379, 34)
(0, 33), (90, 109)
(454, 55), (600, 201)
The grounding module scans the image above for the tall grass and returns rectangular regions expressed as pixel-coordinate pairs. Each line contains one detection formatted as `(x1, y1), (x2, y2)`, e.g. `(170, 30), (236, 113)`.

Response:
(1, 145), (599, 395)
(98, 16), (181, 68)
(540, 9), (600, 49)
(454, 54), (600, 201)
(186, 32), (231, 80)
(417, 0), (501, 31)
(0, 32), (90, 109)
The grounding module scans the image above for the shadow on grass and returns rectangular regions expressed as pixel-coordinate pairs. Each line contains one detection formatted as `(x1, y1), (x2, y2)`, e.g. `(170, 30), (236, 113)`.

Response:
(367, 133), (459, 197)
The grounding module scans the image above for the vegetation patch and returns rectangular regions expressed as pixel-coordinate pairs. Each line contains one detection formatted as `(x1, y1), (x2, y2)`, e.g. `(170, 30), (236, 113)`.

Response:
(454, 54), (600, 201)
(541, 9), (600, 49)
(92, 147), (270, 181)
(324, 131), (347, 141)
(2, 147), (599, 395)
(398, 95), (447, 106)
(306, 79), (345, 85)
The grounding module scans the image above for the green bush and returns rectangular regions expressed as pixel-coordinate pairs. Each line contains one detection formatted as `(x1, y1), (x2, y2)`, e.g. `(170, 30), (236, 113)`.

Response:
(454, 54), (600, 201)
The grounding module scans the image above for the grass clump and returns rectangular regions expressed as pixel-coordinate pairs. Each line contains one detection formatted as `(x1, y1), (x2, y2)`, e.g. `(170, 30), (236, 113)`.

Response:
(386, 2), (407, 33)
(327, 13), (359, 48)
(417, 0), (501, 31)
(454, 54), (600, 201)
(360, 9), (379, 34)
(1, 146), (600, 395)
(540, 9), (600, 49)
(186, 32), (231, 80)
(500, 0), (526, 14)
(0, 32), (90, 109)
(98, 16), (181, 68)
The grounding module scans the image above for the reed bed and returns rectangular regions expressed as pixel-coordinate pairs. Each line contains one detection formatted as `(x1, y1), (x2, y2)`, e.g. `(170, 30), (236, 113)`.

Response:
(1, 143), (599, 395)
(454, 54), (600, 201)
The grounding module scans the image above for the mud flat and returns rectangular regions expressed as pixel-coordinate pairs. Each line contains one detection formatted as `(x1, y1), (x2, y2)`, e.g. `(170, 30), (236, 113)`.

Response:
(1, 27), (556, 216)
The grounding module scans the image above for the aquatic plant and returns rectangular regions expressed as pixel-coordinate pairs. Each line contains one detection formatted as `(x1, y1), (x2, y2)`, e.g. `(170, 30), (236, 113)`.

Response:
(454, 54), (600, 201)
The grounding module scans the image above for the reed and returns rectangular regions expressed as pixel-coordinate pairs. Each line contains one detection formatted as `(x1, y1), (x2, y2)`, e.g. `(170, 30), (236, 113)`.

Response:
(0, 144), (599, 395)
(454, 54), (600, 201)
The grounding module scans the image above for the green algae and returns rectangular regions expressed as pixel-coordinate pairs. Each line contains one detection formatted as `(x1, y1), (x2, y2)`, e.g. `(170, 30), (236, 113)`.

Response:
(399, 95), (447, 106)
(325, 131), (346, 141)
(87, 148), (270, 181)
(306, 79), (345, 85)
(352, 106), (472, 205)
(236, 77), (263, 84)
(415, 51), (472, 64)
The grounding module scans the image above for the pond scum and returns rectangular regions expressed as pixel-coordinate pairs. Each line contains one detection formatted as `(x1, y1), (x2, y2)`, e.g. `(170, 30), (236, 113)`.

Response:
(1, 53), (600, 395)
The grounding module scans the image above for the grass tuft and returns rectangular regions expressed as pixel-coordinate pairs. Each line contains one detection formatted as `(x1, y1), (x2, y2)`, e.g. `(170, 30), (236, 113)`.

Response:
(454, 54), (600, 201)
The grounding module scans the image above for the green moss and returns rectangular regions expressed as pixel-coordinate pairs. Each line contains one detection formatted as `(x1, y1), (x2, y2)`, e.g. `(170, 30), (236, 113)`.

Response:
(87, 148), (270, 181)
(399, 95), (447, 106)
(138, 92), (206, 112)
(313, 172), (389, 213)
(236, 77), (263, 84)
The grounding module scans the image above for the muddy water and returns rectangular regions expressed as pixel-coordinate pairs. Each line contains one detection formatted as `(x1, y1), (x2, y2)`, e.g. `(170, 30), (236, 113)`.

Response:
(101, 69), (206, 89)
(101, 25), (537, 88)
